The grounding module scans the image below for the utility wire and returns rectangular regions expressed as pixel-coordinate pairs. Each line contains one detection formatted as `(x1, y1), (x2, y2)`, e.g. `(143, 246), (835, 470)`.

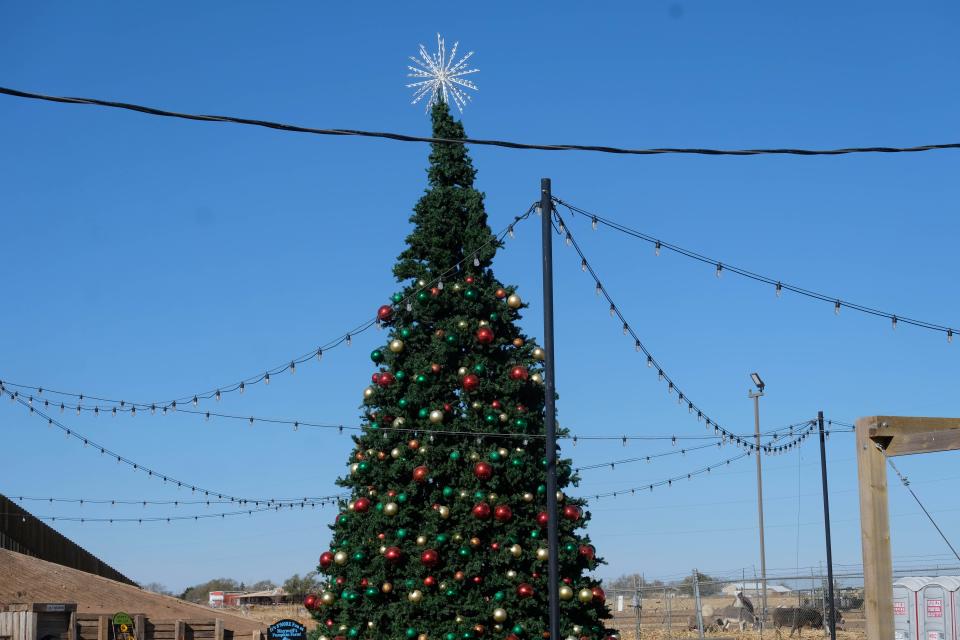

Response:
(3, 86), (959, 157)
(887, 456), (960, 562)
(0, 207), (534, 413)
(555, 197), (957, 340)
(0, 501), (335, 525)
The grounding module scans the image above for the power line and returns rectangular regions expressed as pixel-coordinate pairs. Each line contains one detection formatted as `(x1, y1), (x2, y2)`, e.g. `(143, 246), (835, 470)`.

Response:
(0, 208), (534, 414)
(3, 86), (959, 157)
(887, 456), (960, 562)
(555, 197), (957, 340)
(0, 501), (336, 525)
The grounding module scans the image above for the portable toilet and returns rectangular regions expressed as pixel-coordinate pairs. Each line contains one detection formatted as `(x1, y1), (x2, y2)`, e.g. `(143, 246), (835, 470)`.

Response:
(895, 577), (934, 640)
(921, 577), (960, 640)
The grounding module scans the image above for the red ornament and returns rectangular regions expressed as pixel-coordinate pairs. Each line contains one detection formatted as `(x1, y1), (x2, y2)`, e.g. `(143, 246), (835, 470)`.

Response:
(377, 305), (393, 321)
(462, 374), (480, 391)
(578, 544), (595, 561)
(536, 511), (549, 527)
(430, 287), (440, 297)
(335, 576), (345, 585)
(408, 439), (420, 450)
(353, 497), (371, 513)
(377, 533), (386, 540)
(420, 549), (439, 567)
(376, 372), (395, 388)
(360, 578), (369, 587)
(491, 400), (501, 409)
(465, 276), (475, 284)
(384, 546), (403, 563)
(443, 403), (452, 412)
(563, 577), (573, 584)
(472, 502), (492, 519)
(387, 490), (397, 497)
(412, 465), (429, 483)
(562, 505), (582, 521)
(516, 583), (535, 598)
(454, 571), (465, 581)
(495, 288), (507, 299)
(472, 575), (483, 585)
(474, 462), (493, 481)
(493, 505), (513, 522)
(325, 620), (333, 628)
(424, 576), (436, 587)
(319, 551), (334, 568)
(532, 572), (540, 579)
(371, 372), (381, 384)
(430, 363), (442, 374)
(490, 542), (500, 551)
(303, 593), (318, 610)
(592, 586), (606, 603)
(509, 366), (529, 381)
(476, 327), (495, 344)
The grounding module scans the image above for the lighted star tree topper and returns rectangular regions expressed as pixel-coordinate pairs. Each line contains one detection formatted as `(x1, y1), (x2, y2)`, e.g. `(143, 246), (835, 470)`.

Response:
(407, 34), (479, 113)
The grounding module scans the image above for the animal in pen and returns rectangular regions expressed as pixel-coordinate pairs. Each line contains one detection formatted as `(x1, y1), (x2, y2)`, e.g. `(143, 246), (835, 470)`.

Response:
(772, 606), (845, 637)
(687, 592), (758, 632)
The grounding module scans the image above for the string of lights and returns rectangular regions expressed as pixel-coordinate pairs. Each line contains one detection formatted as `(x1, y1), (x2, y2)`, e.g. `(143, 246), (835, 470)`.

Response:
(0, 207), (534, 415)
(554, 197), (957, 341)
(8, 494), (346, 508)
(0, 501), (336, 525)
(2, 86), (959, 157)
(550, 205), (759, 450)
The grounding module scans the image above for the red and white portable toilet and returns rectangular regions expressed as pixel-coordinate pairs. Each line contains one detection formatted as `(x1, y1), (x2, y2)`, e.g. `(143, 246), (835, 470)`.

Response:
(921, 576), (960, 640)
(895, 577), (934, 640)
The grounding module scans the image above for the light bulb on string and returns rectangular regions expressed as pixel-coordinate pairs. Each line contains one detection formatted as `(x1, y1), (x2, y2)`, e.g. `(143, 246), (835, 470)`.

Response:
(775, 282), (782, 297)
(346, 333), (352, 346)
(609, 304), (615, 317)
(535, 204), (542, 216)
(948, 330), (953, 344)
(581, 258), (587, 272)
(264, 373), (270, 385)
(595, 282), (602, 295)
(437, 279), (444, 290)
(591, 217), (598, 231)
(289, 362), (295, 375)
(316, 348), (323, 361)
(892, 316), (898, 330)
(622, 323), (629, 335)
(835, 300), (841, 315)
(647, 355), (653, 367)
(715, 263), (723, 278)
(239, 382), (245, 394)
(655, 241), (661, 256)
(565, 233), (572, 246)
(508, 225), (515, 239)
(557, 220), (565, 234)
(634, 339), (641, 352)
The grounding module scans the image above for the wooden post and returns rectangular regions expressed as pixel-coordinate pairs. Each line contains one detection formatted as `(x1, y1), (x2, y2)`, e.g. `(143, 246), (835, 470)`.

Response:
(97, 616), (109, 640)
(68, 611), (77, 640)
(214, 620), (223, 640)
(174, 621), (185, 640)
(134, 616), (145, 640)
(856, 415), (960, 640)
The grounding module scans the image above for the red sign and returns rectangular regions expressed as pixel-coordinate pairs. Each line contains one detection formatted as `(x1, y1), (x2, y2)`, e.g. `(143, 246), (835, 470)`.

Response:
(927, 599), (943, 618)
(894, 601), (906, 616)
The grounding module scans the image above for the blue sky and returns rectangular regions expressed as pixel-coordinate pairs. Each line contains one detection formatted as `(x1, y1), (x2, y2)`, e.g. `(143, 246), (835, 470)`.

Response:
(1, 2), (958, 593)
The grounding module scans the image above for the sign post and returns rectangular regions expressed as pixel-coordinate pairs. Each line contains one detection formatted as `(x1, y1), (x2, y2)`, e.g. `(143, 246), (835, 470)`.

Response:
(112, 613), (136, 640)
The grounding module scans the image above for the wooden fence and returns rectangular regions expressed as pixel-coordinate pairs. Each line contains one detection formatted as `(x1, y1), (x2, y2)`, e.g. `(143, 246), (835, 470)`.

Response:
(0, 608), (262, 640)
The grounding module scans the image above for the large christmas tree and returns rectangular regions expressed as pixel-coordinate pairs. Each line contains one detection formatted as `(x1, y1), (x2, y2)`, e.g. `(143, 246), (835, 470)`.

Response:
(308, 99), (613, 640)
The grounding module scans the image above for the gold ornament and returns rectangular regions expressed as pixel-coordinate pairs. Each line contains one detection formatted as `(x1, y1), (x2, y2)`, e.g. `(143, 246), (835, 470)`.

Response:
(416, 535), (427, 546)
(439, 582), (449, 591)
(487, 493), (498, 502)
(522, 492), (534, 503)
(419, 445), (429, 455)
(350, 463), (359, 474)
(469, 537), (481, 548)
(512, 337), (524, 348)
(368, 489), (378, 497)
(499, 413), (508, 422)
(391, 447), (401, 459)
(478, 320), (490, 327)
(457, 320), (469, 330)
(458, 367), (468, 376)
(578, 588), (594, 603)
(531, 373), (543, 384)
(498, 447), (509, 458)
(452, 283), (462, 292)
(382, 582), (393, 593)
(492, 608), (508, 623)
(452, 533), (463, 542)
(510, 544), (522, 557)
(334, 551), (348, 565)
(384, 502), (399, 516)
(493, 625), (503, 633)
(455, 616), (464, 624)
(532, 347), (545, 361)
(471, 401), (482, 410)
(367, 622), (375, 629)
(389, 339), (405, 353)
(557, 491), (565, 502)
(347, 501), (355, 511)
(459, 490), (469, 498)
(320, 591), (336, 605)
(536, 547), (549, 561)
(468, 452), (480, 461)
(418, 635), (428, 640)
(363, 387), (375, 399)
(393, 417), (406, 427)
(572, 626), (582, 634)
(378, 545), (387, 554)
(438, 506), (450, 519)
(408, 589), (423, 603)
(338, 626), (347, 633)
(559, 585), (573, 601)
(429, 410), (444, 424)
(507, 293), (522, 309)
(506, 570), (517, 579)
(417, 279), (427, 287)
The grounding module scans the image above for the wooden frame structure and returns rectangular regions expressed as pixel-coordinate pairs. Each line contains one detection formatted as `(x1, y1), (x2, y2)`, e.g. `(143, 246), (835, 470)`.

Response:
(856, 416), (960, 640)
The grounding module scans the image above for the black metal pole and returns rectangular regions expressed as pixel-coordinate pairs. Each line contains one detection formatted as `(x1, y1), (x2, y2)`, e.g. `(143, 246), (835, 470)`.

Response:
(818, 411), (837, 640)
(540, 177), (561, 640)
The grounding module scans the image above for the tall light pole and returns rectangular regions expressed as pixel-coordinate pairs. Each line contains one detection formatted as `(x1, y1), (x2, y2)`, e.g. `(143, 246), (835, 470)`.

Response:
(749, 372), (768, 628)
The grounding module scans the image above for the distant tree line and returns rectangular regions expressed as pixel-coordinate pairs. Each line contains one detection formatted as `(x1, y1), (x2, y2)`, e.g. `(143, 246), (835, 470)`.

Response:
(142, 573), (324, 604)
(606, 572), (722, 597)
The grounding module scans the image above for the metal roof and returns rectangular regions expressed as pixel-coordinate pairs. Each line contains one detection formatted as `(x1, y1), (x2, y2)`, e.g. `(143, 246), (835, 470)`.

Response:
(895, 577), (934, 591)
(928, 576), (960, 591)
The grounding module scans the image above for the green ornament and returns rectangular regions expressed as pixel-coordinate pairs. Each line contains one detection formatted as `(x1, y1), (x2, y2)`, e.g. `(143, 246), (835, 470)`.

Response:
(337, 515), (349, 525)
(462, 633), (474, 640)
(472, 363), (486, 374)
(357, 461), (370, 471)
(398, 398), (409, 408)
(564, 542), (576, 552)
(396, 528), (408, 538)
(458, 546), (471, 558)
(417, 291), (428, 301)
(489, 312), (499, 321)
(392, 293), (403, 303)
(370, 349), (384, 363)
(512, 624), (523, 635)
(339, 539), (350, 548)
(416, 374), (427, 384)
(406, 629), (417, 639)
(352, 551), (365, 561)
(365, 587), (378, 597)
(464, 288), (477, 299)
(474, 490), (485, 499)
(436, 533), (449, 544)
(530, 530), (540, 539)
(397, 492), (408, 503)
(396, 370), (406, 380)
(405, 579), (416, 589)
(514, 418), (528, 429)
(375, 503), (383, 512)
(484, 414), (496, 425)
(511, 457), (523, 467)
(445, 587), (458, 597)
(537, 484), (546, 494)
(369, 421), (380, 430)
(493, 591), (505, 601)
(419, 408), (429, 418)
(445, 334), (457, 345)
(445, 634), (457, 640)
(449, 451), (461, 461)
(488, 450), (501, 461)
(400, 327), (412, 338)
(348, 628), (358, 638)
(541, 457), (548, 466)
(340, 589), (352, 601)
(442, 486), (454, 498)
